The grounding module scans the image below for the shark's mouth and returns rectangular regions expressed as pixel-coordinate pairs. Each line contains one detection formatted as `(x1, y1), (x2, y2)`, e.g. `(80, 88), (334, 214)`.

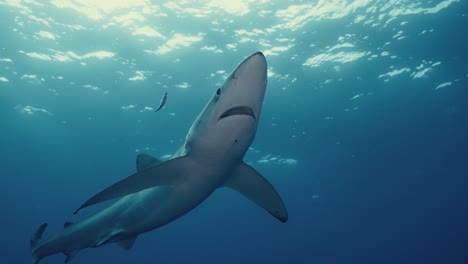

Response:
(219, 106), (256, 120)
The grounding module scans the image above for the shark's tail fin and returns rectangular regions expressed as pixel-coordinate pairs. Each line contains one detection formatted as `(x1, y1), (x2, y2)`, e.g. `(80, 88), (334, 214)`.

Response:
(31, 223), (47, 264)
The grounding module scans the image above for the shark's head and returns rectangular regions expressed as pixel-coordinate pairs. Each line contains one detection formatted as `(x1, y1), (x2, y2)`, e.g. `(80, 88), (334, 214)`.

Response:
(217, 51), (267, 123)
(186, 52), (267, 164)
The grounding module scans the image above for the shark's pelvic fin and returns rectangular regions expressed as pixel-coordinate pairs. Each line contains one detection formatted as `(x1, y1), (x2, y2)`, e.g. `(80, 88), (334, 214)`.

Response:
(74, 156), (191, 214)
(223, 162), (288, 223)
(116, 236), (137, 250)
(64, 250), (79, 263)
(95, 229), (124, 248)
(136, 153), (162, 172)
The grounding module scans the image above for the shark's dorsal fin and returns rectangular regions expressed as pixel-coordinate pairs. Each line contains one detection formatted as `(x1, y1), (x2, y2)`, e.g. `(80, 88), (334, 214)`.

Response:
(222, 162), (288, 223)
(64, 222), (73, 228)
(64, 250), (79, 263)
(116, 236), (137, 250)
(136, 154), (162, 172)
(74, 156), (192, 214)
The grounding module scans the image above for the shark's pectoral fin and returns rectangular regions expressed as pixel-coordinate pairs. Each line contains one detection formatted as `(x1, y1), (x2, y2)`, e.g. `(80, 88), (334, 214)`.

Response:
(64, 250), (79, 263)
(64, 222), (73, 228)
(223, 162), (288, 223)
(30, 223), (47, 249)
(137, 153), (162, 172)
(74, 156), (191, 214)
(116, 236), (137, 250)
(31, 223), (47, 264)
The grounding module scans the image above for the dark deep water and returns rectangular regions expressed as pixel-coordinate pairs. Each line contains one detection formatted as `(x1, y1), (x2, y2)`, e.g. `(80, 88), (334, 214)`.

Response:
(1, 1), (467, 263)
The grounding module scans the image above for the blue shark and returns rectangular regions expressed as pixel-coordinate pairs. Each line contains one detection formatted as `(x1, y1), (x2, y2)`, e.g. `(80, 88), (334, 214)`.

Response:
(31, 52), (288, 263)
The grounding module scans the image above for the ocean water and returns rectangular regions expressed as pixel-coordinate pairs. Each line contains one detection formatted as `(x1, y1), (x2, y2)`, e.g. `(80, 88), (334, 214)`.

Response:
(1, 1), (467, 263)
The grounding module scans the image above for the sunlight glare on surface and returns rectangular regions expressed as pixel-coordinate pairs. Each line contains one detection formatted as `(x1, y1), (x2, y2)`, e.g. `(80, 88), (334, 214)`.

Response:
(51, 0), (157, 20)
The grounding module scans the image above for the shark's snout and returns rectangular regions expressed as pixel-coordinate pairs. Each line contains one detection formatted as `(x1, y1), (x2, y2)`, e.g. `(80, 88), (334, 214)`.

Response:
(234, 52), (267, 80)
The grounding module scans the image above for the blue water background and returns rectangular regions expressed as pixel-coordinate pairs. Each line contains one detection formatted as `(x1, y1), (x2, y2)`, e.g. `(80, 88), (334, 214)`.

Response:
(1, 1), (467, 263)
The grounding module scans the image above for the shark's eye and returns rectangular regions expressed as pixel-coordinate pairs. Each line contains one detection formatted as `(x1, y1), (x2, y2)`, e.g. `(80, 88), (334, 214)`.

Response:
(216, 88), (221, 96)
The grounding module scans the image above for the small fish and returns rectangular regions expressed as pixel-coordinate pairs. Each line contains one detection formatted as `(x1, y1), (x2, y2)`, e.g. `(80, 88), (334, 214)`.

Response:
(155, 92), (167, 112)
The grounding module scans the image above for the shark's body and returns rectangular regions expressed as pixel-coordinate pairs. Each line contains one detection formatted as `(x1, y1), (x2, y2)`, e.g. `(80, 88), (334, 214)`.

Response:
(31, 52), (288, 264)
